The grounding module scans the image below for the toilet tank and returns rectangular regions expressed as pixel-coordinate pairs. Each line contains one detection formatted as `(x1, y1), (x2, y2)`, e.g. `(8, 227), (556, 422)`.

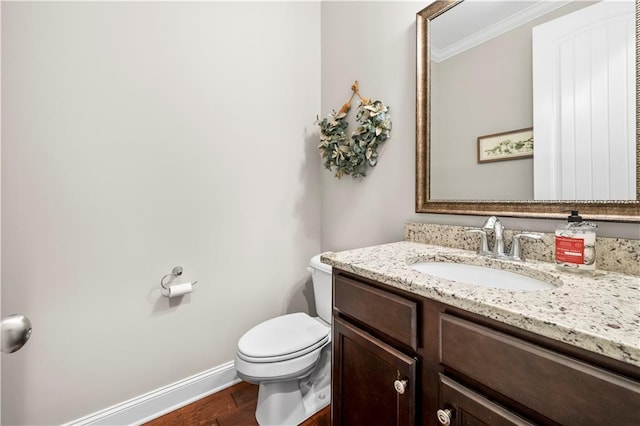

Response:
(309, 254), (332, 323)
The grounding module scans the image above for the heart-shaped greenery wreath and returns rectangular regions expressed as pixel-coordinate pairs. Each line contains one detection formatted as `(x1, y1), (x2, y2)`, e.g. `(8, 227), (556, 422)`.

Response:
(315, 82), (392, 179)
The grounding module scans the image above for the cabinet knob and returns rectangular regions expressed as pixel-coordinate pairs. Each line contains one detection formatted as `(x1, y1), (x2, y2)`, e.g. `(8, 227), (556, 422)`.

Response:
(436, 408), (453, 426)
(393, 379), (408, 394)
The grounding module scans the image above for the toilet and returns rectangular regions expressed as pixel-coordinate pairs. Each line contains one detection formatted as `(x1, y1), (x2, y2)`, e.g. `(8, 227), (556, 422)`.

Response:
(234, 254), (332, 426)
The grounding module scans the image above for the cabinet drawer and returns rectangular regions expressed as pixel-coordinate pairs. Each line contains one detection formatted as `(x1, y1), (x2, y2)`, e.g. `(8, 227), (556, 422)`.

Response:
(440, 314), (640, 425)
(334, 274), (418, 350)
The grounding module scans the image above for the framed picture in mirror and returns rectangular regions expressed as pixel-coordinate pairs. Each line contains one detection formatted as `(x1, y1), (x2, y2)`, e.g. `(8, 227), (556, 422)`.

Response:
(477, 127), (533, 164)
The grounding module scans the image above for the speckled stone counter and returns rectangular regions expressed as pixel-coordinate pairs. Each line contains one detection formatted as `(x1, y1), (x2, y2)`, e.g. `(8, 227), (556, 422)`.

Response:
(321, 241), (640, 367)
(405, 222), (640, 276)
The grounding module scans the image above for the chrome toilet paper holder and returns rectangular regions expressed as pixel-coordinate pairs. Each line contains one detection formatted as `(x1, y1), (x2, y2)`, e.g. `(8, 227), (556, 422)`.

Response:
(160, 266), (197, 291)
(161, 266), (183, 290)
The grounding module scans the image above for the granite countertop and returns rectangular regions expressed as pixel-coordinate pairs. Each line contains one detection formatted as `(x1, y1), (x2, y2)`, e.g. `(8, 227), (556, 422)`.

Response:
(322, 241), (640, 367)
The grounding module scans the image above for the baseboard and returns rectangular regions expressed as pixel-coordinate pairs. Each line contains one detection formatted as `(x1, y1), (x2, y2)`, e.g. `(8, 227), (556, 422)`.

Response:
(65, 361), (240, 426)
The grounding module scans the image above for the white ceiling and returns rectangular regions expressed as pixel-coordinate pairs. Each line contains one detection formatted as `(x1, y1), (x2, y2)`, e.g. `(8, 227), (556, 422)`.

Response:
(430, 0), (573, 62)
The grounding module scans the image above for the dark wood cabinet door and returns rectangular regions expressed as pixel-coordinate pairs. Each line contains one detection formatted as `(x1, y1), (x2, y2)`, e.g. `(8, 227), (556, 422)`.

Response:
(332, 317), (417, 426)
(438, 374), (534, 426)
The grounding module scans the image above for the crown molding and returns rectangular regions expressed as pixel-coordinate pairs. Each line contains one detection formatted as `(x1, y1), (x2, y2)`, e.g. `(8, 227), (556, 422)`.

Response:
(431, 1), (571, 63)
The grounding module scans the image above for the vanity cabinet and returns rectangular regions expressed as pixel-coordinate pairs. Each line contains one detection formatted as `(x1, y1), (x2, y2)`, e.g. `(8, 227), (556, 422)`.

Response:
(331, 269), (640, 426)
(332, 273), (420, 426)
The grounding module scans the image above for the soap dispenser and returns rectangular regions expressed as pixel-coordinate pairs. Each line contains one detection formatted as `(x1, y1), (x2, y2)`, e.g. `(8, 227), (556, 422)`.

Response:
(555, 210), (597, 274)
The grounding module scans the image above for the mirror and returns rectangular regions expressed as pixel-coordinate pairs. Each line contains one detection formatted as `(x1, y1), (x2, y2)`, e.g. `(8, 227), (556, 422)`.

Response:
(416, 0), (640, 221)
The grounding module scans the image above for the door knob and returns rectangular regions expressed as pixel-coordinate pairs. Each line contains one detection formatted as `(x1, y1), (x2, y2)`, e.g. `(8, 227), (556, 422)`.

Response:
(436, 408), (453, 426)
(1, 314), (32, 353)
(394, 379), (408, 394)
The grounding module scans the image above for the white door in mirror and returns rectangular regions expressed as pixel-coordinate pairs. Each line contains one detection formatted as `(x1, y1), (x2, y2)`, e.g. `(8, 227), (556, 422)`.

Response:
(533, 1), (636, 200)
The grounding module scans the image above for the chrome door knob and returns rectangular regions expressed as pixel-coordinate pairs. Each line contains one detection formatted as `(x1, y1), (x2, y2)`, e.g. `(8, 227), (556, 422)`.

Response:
(436, 408), (453, 426)
(1, 314), (32, 353)
(394, 379), (408, 394)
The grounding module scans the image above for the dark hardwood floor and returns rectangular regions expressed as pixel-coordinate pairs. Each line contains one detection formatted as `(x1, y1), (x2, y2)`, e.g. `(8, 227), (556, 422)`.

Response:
(145, 381), (331, 426)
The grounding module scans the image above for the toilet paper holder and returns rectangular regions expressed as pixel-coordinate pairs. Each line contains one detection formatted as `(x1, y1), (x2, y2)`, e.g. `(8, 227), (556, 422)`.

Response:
(160, 266), (197, 291)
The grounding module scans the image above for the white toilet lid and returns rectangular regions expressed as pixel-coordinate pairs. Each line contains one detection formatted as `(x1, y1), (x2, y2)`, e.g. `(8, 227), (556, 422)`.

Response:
(238, 313), (329, 360)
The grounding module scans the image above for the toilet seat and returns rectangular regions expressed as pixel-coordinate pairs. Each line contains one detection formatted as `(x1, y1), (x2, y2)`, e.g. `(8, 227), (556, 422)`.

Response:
(237, 313), (330, 363)
(235, 343), (330, 383)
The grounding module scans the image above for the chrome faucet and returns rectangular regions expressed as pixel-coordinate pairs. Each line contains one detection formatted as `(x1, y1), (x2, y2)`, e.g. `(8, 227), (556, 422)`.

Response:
(467, 216), (542, 262)
(482, 216), (506, 257)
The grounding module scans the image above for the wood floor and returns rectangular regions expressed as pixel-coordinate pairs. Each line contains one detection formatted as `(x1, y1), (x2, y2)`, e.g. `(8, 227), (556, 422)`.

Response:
(145, 381), (331, 426)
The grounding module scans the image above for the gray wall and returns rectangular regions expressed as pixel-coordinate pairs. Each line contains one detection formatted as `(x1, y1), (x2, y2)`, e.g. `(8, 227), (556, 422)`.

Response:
(2, 2), (321, 424)
(321, 1), (424, 251)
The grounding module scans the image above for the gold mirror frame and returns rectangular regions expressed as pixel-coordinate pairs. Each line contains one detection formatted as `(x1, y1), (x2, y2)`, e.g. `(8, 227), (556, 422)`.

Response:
(416, 0), (640, 222)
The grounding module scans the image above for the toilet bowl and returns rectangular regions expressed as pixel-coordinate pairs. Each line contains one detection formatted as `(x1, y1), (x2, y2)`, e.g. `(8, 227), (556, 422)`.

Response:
(234, 255), (332, 426)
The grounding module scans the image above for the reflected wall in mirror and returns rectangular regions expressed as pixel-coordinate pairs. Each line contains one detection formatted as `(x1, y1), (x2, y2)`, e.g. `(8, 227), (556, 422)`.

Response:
(416, 0), (640, 221)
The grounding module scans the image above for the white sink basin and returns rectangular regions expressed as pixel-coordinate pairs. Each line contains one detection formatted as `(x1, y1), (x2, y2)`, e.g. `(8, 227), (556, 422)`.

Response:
(410, 262), (556, 291)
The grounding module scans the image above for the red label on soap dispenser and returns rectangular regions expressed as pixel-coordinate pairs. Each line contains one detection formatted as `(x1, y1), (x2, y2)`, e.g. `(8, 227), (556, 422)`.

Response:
(555, 236), (585, 264)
